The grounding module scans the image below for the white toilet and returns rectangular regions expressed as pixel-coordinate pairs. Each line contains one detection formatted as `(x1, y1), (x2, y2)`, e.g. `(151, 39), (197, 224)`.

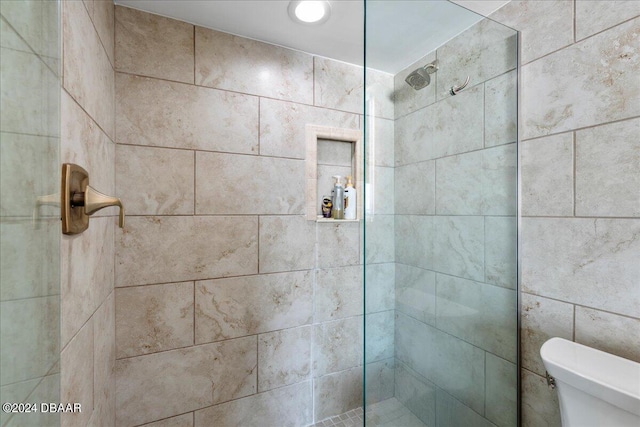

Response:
(540, 337), (640, 426)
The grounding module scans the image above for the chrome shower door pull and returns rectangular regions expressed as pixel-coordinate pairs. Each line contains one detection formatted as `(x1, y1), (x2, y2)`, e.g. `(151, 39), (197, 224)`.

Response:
(62, 163), (125, 235)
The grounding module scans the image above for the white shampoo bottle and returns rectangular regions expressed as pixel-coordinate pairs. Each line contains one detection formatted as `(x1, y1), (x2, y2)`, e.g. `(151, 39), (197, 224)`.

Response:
(344, 176), (357, 219)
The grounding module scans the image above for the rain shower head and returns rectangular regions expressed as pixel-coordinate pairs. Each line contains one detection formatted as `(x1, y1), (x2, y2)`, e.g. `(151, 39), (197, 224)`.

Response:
(405, 60), (438, 90)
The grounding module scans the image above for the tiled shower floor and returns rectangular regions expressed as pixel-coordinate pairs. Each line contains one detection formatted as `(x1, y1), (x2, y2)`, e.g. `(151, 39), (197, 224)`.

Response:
(311, 398), (427, 427)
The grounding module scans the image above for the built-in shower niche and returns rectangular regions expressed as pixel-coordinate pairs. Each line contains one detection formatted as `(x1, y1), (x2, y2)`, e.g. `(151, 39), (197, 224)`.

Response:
(305, 125), (363, 221)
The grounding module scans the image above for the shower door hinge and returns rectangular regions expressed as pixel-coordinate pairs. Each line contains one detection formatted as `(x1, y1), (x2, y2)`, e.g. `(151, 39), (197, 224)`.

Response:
(545, 371), (556, 389)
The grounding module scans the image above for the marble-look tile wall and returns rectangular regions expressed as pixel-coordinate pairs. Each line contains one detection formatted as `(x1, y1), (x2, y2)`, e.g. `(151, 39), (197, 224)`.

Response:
(0, 0), (61, 423)
(58, 0), (117, 426)
(393, 16), (518, 427)
(113, 6), (393, 426)
(488, 1), (640, 425)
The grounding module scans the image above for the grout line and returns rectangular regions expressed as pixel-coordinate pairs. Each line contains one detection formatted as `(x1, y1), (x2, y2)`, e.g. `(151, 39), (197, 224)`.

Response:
(193, 281), (196, 346)
(193, 25), (196, 84)
(114, 69), (376, 119)
(257, 216), (261, 274)
(571, 131), (578, 217)
(193, 150), (197, 214)
(520, 115), (640, 143)
(573, 0), (577, 44)
(571, 304), (576, 342)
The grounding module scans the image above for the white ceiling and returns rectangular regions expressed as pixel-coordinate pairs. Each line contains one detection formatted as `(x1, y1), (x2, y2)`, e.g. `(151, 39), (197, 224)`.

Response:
(114, 0), (510, 74)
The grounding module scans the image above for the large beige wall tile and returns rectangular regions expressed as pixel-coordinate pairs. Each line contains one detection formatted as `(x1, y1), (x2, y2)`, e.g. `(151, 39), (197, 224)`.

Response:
(485, 354), (517, 427)
(436, 18), (516, 101)
(90, 0), (115, 66)
(395, 84), (485, 167)
(62, 217), (115, 347)
(521, 293), (573, 376)
(194, 381), (312, 427)
(196, 152), (304, 214)
(436, 150), (484, 215)
(576, 0), (640, 41)
(116, 282), (194, 358)
(116, 216), (257, 286)
(195, 271), (312, 344)
(521, 133), (574, 217)
(394, 362), (436, 426)
(395, 215), (433, 270)
(521, 17), (640, 139)
(433, 216), (484, 282)
(314, 57), (363, 114)
(365, 263), (394, 314)
(485, 70), (517, 147)
(367, 117), (394, 167)
(364, 359), (395, 405)
(436, 388), (491, 427)
(92, 293), (115, 427)
(63, 0), (114, 139)
(0, 16), (30, 52)
(314, 367), (362, 421)
(196, 27), (313, 104)
(485, 216), (517, 289)
(365, 310), (394, 363)
(0, 374), (60, 426)
(436, 274), (517, 362)
(258, 216), (315, 273)
(396, 315), (486, 414)
(491, 0), (573, 64)
(395, 264), (436, 325)
(0, 296), (59, 385)
(364, 215), (394, 264)
(258, 326), (311, 392)
(115, 6), (194, 83)
(0, 0), (58, 59)
(394, 108), (432, 166)
(313, 316), (363, 377)
(0, 219), (58, 301)
(142, 414), (193, 427)
(399, 85), (484, 164)
(521, 369), (561, 427)
(62, 91), (115, 206)
(259, 98), (359, 159)
(317, 221), (361, 267)
(433, 142), (516, 216)
(366, 68), (394, 120)
(115, 336), (256, 427)
(575, 306), (640, 363)
(116, 145), (194, 215)
(61, 319), (93, 427)
(116, 73), (258, 153)
(0, 48), (58, 136)
(395, 161), (435, 215)
(316, 266), (363, 322)
(395, 313), (437, 385)
(522, 218), (640, 318)
(575, 118), (640, 217)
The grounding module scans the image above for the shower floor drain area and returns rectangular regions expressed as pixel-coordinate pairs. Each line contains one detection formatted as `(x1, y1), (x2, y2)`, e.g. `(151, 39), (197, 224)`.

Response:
(311, 398), (427, 427)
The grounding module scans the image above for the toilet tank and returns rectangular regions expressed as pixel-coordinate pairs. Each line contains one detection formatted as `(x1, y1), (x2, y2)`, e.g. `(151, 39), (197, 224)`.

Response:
(540, 338), (640, 427)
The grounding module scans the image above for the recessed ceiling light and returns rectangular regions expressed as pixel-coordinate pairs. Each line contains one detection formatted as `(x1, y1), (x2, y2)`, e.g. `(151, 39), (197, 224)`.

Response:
(288, 1), (331, 25)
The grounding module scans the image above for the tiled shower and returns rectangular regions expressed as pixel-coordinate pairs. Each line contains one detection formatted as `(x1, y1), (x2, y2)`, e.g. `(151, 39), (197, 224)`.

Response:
(1, 1), (638, 427)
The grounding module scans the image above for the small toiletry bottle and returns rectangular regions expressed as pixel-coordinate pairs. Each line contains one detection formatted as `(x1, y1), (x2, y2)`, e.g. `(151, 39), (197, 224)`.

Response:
(344, 176), (357, 219)
(322, 196), (333, 218)
(331, 176), (345, 219)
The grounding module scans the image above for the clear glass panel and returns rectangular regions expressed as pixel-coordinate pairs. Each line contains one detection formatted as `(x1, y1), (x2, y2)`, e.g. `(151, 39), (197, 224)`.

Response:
(0, 1), (61, 425)
(364, 1), (518, 426)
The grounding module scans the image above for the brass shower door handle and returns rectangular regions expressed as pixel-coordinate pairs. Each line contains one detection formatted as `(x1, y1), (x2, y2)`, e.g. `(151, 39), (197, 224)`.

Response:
(62, 163), (125, 235)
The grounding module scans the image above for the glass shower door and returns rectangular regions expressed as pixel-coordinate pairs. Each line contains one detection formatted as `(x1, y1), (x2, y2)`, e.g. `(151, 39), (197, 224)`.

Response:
(0, 1), (61, 426)
(364, 1), (519, 426)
